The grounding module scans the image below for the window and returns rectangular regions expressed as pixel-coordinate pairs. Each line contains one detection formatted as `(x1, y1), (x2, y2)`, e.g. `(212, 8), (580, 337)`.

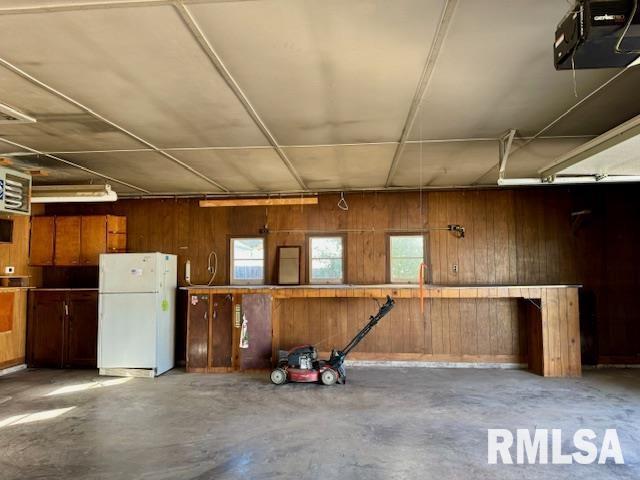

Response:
(230, 237), (265, 285)
(389, 235), (425, 283)
(309, 236), (344, 284)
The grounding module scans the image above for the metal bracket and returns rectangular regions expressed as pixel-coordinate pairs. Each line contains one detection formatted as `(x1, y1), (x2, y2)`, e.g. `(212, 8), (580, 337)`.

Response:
(498, 129), (517, 180)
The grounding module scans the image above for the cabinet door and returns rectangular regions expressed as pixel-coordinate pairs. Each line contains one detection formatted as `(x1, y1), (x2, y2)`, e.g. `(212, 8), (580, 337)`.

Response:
(186, 294), (209, 370)
(240, 294), (272, 370)
(106, 216), (126, 253)
(28, 291), (66, 367)
(210, 294), (232, 368)
(80, 216), (107, 265)
(54, 216), (81, 266)
(66, 291), (98, 367)
(30, 216), (55, 266)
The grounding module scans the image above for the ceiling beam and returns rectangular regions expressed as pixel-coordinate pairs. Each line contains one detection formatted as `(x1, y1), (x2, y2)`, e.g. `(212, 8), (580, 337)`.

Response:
(0, 137), (150, 193)
(384, 0), (459, 188)
(0, 135), (597, 156)
(0, 0), (247, 16)
(0, 56), (230, 192)
(174, 2), (308, 191)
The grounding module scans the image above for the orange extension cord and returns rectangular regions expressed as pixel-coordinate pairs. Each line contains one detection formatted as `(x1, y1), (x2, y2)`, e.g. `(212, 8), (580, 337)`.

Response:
(418, 262), (427, 314)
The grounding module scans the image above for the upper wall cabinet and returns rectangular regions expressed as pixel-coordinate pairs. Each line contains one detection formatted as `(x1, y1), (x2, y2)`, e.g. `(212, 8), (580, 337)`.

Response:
(30, 215), (126, 267)
(30, 216), (56, 266)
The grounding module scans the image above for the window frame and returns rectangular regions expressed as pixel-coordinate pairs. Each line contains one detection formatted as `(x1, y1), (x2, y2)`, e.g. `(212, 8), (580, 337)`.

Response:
(229, 236), (267, 285)
(307, 234), (346, 285)
(387, 233), (428, 284)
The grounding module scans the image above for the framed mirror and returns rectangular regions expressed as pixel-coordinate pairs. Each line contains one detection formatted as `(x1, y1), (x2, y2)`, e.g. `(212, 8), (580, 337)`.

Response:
(277, 246), (301, 285)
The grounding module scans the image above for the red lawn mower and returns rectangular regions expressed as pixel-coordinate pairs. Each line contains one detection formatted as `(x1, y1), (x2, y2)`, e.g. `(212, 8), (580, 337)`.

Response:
(270, 296), (395, 385)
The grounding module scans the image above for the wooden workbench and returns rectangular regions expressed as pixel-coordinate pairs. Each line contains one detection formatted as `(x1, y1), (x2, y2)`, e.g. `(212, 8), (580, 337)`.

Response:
(182, 284), (581, 378)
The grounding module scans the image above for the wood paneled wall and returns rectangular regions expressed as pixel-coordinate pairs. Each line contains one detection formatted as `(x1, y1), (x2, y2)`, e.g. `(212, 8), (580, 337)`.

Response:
(0, 207), (43, 368)
(275, 297), (526, 363)
(45, 185), (640, 364)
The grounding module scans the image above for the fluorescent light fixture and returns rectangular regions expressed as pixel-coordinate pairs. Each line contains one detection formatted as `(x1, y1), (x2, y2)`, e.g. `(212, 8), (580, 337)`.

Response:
(0, 103), (36, 124)
(31, 184), (117, 203)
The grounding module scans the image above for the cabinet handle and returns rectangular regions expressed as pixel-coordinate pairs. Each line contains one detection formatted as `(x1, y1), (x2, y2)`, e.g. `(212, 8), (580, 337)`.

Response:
(64, 303), (69, 317)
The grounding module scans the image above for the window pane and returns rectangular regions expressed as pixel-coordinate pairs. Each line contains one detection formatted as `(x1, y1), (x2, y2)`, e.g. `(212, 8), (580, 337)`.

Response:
(391, 236), (423, 258)
(311, 259), (343, 281)
(390, 257), (423, 283)
(233, 259), (264, 281)
(233, 238), (264, 260)
(311, 237), (342, 259)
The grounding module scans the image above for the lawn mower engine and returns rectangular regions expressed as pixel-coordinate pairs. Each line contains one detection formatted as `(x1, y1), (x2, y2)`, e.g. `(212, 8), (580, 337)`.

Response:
(270, 296), (395, 386)
(276, 345), (340, 384)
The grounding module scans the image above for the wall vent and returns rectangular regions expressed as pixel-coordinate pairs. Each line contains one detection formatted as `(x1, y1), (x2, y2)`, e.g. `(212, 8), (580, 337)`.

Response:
(0, 167), (31, 215)
(0, 103), (36, 124)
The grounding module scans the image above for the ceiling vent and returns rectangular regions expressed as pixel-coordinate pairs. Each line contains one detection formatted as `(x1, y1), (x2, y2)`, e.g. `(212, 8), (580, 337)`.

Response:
(0, 167), (31, 215)
(0, 103), (36, 124)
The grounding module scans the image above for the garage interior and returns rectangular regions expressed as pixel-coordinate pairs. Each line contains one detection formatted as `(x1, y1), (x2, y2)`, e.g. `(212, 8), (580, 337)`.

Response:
(0, 0), (639, 478)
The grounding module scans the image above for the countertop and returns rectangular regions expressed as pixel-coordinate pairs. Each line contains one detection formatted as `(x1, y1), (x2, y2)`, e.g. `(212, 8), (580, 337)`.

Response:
(31, 288), (99, 291)
(180, 283), (581, 290)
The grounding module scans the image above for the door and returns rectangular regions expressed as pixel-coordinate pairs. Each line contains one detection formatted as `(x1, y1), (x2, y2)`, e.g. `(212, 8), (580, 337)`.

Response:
(210, 294), (232, 368)
(100, 253), (159, 294)
(66, 291), (98, 367)
(28, 291), (66, 367)
(240, 294), (272, 369)
(98, 292), (156, 368)
(186, 294), (209, 370)
(30, 216), (55, 266)
(80, 216), (107, 265)
(54, 216), (81, 266)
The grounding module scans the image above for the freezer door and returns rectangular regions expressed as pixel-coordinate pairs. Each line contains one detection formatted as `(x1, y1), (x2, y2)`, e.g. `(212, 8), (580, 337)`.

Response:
(98, 293), (157, 369)
(100, 253), (159, 294)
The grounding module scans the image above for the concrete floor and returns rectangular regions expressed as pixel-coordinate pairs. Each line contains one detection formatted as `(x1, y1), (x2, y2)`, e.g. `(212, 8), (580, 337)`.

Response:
(0, 367), (638, 480)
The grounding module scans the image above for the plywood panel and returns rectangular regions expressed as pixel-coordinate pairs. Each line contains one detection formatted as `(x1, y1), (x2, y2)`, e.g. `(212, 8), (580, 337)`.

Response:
(0, 292), (13, 333)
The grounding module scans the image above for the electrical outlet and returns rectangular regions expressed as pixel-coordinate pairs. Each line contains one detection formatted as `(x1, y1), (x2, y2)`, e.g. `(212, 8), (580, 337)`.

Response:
(452, 264), (459, 273)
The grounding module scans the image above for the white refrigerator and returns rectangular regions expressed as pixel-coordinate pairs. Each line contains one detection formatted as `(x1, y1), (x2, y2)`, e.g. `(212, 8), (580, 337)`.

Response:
(98, 253), (177, 377)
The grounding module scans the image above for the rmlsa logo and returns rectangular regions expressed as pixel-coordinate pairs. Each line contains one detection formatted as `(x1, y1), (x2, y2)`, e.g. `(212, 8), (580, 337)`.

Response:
(488, 429), (624, 465)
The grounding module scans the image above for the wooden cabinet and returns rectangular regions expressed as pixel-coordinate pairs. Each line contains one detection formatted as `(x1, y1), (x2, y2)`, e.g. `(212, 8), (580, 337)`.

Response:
(30, 215), (126, 266)
(186, 293), (234, 372)
(27, 290), (98, 368)
(30, 216), (55, 266)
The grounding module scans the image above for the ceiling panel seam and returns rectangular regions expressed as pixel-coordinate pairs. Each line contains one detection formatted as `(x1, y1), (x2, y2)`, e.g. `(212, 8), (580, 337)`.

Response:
(0, 136), (150, 193)
(384, 0), (459, 187)
(471, 68), (630, 185)
(0, 0), (234, 16)
(0, 135), (598, 156)
(173, 2), (308, 191)
(0, 56), (230, 192)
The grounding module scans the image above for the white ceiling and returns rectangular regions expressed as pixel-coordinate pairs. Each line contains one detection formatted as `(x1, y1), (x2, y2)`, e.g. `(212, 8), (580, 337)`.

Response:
(0, 0), (638, 195)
